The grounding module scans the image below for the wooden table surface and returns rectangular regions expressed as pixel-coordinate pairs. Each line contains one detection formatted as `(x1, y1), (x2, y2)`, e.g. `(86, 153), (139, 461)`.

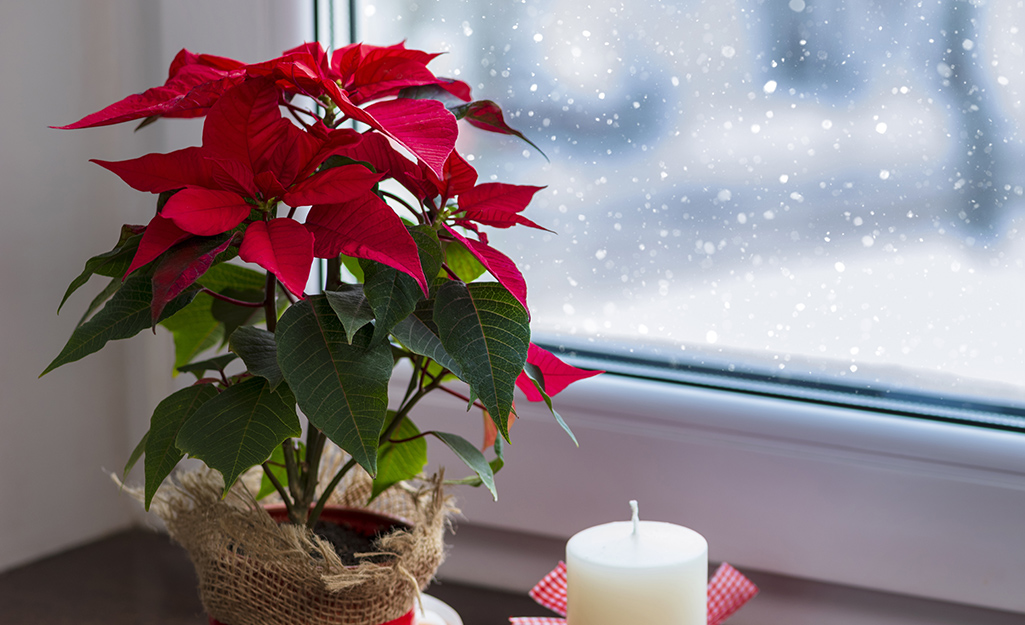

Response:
(0, 529), (546, 625)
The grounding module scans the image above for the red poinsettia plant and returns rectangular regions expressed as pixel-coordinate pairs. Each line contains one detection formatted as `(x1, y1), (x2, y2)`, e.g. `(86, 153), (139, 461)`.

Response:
(44, 42), (599, 527)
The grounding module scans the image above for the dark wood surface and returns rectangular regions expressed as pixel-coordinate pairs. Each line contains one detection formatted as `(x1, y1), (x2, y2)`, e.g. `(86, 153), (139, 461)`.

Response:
(0, 529), (544, 625)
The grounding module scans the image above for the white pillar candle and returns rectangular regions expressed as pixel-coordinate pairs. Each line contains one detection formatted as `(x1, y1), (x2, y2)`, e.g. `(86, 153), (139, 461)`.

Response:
(566, 501), (707, 625)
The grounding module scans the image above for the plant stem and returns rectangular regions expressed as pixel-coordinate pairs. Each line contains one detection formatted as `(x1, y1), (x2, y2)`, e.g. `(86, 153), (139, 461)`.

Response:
(200, 288), (264, 308)
(262, 463), (301, 524)
(308, 458), (356, 527)
(387, 431), (431, 445)
(279, 282), (296, 305)
(325, 256), (342, 291)
(380, 370), (444, 445)
(440, 263), (460, 280)
(398, 355), (423, 412)
(264, 272), (278, 333)
(303, 427), (327, 512)
(435, 384), (487, 411)
(379, 190), (422, 221)
(281, 441), (303, 508)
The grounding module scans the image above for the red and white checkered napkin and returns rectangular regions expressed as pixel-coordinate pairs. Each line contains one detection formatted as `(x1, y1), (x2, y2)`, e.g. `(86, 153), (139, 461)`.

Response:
(509, 561), (758, 625)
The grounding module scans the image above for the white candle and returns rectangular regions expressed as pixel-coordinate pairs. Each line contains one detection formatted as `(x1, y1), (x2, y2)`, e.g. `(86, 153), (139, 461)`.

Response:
(566, 501), (707, 625)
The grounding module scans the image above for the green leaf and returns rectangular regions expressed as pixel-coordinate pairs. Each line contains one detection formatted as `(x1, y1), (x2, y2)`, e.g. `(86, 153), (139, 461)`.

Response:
(339, 255), (365, 283)
(324, 285), (375, 344)
(391, 298), (463, 378)
(197, 262), (266, 293)
(275, 295), (393, 476)
(371, 415), (427, 500)
(42, 274), (199, 376)
(77, 277), (123, 328)
(145, 384), (220, 508)
(446, 437), (505, 489)
(409, 226), (444, 287)
(445, 242), (487, 283)
(210, 288), (262, 344)
(124, 431), (148, 479)
(229, 326), (283, 390)
(431, 431), (497, 500)
(58, 224), (144, 314)
(176, 377), (301, 495)
(361, 260), (423, 345)
(434, 281), (530, 440)
(491, 435), (505, 474)
(256, 442), (305, 500)
(321, 154), (377, 173)
(360, 227), (442, 345)
(175, 353), (238, 378)
(160, 293), (222, 371)
(521, 363), (578, 446)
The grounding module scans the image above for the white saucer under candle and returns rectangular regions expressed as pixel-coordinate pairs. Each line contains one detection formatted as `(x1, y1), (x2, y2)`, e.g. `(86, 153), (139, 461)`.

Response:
(566, 501), (707, 625)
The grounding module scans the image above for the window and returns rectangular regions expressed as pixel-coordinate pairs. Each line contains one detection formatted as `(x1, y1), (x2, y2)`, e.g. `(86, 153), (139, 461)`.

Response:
(322, 0), (1025, 614)
(338, 0), (1025, 430)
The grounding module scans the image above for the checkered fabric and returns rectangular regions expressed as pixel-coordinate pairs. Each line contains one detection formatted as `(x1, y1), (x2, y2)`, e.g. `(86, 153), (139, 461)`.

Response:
(707, 563), (759, 625)
(527, 561), (568, 617)
(509, 561), (757, 625)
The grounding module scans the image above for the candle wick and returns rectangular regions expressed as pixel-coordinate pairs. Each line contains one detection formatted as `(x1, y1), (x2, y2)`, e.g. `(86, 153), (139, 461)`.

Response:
(629, 500), (639, 535)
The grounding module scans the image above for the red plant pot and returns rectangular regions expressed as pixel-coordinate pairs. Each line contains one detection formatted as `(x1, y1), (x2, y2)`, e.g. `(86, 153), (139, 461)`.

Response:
(261, 503), (412, 536)
(208, 505), (415, 625)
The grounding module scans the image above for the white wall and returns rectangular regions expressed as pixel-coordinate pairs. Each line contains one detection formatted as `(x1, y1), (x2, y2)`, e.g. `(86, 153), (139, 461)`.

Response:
(0, 0), (309, 573)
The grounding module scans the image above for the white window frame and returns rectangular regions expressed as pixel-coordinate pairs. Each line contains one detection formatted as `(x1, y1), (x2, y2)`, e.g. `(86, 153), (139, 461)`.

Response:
(321, 0), (1025, 614)
(413, 373), (1025, 614)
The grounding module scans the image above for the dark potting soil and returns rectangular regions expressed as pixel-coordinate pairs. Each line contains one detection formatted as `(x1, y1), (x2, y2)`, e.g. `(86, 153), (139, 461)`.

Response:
(312, 519), (399, 566)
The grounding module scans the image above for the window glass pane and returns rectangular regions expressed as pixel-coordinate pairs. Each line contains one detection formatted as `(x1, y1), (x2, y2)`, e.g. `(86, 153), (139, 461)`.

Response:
(356, 0), (1025, 410)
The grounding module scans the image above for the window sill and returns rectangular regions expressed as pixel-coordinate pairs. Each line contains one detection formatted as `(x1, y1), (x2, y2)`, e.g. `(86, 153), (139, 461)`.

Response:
(416, 372), (1025, 614)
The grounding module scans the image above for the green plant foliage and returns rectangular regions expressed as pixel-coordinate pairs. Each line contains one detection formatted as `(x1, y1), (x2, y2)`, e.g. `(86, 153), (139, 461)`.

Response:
(256, 442), (306, 500)
(391, 299), (464, 378)
(324, 285), (375, 344)
(430, 431), (497, 500)
(144, 384), (220, 508)
(175, 353), (238, 378)
(229, 326), (283, 390)
(371, 415), (427, 500)
(521, 362), (578, 446)
(176, 377), (300, 495)
(276, 296), (393, 476)
(58, 225), (143, 314)
(446, 437), (505, 490)
(76, 278), (123, 328)
(197, 262), (266, 292)
(339, 254), (365, 283)
(42, 274), (198, 376)
(124, 432), (148, 479)
(361, 226), (443, 345)
(50, 42), (601, 527)
(434, 281), (530, 439)
(160, 293), (222, 371)
(210, 288), (263, 344)
(361, 260), (424, 345)
(444, 242), (486, 283)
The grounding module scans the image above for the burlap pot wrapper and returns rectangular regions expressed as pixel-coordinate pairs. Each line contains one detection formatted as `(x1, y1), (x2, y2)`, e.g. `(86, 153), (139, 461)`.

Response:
(141, 467), (455, 625)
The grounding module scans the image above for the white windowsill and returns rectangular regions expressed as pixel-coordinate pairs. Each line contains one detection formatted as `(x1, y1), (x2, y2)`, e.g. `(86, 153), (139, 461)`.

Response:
(413, 372), (1025, 615)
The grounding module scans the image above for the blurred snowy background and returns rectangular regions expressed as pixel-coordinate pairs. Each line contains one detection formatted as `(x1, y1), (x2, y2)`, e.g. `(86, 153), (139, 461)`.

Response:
(355, 0), (1025, 404)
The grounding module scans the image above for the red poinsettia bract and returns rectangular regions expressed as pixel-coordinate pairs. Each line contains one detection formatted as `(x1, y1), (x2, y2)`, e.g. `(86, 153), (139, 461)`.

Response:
(96, 78), (429, 305)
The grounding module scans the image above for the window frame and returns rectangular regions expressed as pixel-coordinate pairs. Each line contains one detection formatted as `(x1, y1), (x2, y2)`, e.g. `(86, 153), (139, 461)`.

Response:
(413, 370), (1025, 613)
(321, 0), (1025, 613)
